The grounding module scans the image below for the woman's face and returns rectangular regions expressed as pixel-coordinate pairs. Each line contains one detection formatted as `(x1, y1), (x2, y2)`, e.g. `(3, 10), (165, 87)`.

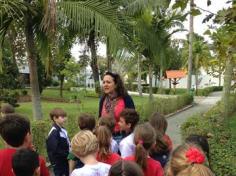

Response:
(102, 75), (116, 94)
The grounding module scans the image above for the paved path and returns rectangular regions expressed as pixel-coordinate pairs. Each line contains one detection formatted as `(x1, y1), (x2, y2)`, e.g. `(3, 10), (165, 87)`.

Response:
(166, 91), (222, 148)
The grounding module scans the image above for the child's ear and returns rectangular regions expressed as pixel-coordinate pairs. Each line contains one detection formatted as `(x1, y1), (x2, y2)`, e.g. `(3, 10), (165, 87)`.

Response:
(34, 167), (40, 176)
(127, 123), (131, 129)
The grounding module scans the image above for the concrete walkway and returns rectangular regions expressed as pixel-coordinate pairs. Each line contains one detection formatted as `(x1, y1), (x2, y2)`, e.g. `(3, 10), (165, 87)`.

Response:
(166, 91), (222, 148)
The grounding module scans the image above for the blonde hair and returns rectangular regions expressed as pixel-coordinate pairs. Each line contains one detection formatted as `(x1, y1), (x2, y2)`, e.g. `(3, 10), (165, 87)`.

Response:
(134, 123), (156, 170)
(71, 130), (98, 157)
(165, 144), (214, 176)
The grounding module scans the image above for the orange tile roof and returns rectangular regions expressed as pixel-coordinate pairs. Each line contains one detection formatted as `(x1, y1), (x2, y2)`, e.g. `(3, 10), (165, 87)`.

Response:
(166, 70), (186, 79)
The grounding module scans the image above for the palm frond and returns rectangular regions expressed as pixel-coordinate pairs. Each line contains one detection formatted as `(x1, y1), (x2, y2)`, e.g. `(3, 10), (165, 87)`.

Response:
(58, 0), (124, 53)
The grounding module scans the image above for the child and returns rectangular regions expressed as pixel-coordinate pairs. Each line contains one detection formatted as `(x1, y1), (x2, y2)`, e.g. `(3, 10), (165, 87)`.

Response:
(108, 160), (144, 176)
(0, 103), (15, 117)
(12, 148), (40, 176)
(0, 113), (49, 176)
(70, 130), (111, 176)
(185, 134), (211, 167)
(125, 123), (164, 176)
(68, 113), (96, 174)
(118, 108), (140, 158)
(165, 143), (214, 176)
(149, 112), (172, 151)
(149, 112), (172, 167)
(95, 126), (121, 165)
(46, 108), (70, 176)
(98, 116), (118, 153)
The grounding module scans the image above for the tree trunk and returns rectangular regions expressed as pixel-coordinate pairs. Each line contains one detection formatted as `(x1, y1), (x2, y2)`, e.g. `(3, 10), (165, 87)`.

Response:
(187, 0), (194, 92)
(137, 54), (142, 96)
(59, 75), (64, 98)
(88, 30), (101, 94)
(219, 72), (222, 86)
(148, 63), (153, 100)
(106, 38), (113, 72)
(195, 73), (198, 95)
(223, 58), (234, 117)
(159, 67), (163, 93)
(24, 11), (43, 120)
(8, 29), (19, 74)
(169, 79), (172, 89)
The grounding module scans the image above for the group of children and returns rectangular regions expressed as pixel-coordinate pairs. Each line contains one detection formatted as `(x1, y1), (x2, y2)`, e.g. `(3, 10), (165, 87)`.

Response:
(0, 104), (215, 176)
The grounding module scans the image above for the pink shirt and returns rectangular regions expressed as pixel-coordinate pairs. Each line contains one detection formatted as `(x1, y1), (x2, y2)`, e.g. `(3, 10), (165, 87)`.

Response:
(101, 98), (125, 132)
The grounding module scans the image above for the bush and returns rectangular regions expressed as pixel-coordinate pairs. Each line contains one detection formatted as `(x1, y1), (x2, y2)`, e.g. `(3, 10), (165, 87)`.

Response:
(31, 120), (51, 157)
(181, 94), (236, 176)
(21, 89), (28, 96)
(139, 93), (193, 121)
(0, 89), (19, 107)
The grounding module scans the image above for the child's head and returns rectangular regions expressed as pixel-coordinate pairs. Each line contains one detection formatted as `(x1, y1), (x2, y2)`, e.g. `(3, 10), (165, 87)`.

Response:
(150, 129), (169, 154)
(165, 144), (214, 176)
(0, 104), (15, 117)
(119, 108), (139, 133)
(0, 114), (31, 148)
(108, 160), (144, 176)
(78, 113), (96, 131)
(12, 148), (40, 176)
(149, 112), (167, 135)
(185, 134), (210, 160)
(71, 130), (98, 158)
(95, 125), (112, 161)
(98, 115), (115, 133)
(49, 108), (67, 127)
(134, 122), (156, 170)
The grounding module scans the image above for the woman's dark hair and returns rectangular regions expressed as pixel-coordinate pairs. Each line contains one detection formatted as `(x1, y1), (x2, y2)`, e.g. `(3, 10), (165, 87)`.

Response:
(12, 148), (39, 176)
(109, 160), (144, 176)
(103, 71), (127, 97)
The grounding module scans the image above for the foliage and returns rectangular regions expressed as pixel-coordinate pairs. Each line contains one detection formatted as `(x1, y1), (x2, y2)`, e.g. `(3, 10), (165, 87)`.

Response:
(139, 93), (193, 121)
(0, 89), (19, 107)
(181, 94), (236, 176)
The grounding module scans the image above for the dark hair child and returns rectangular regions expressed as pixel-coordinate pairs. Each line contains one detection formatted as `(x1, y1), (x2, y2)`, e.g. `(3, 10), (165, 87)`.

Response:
(12, 148), (40, 176)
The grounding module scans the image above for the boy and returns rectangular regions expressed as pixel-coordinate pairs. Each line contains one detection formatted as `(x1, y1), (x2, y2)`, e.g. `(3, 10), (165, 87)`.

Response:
(46, 108), (70, 176)
(12, 148), (40, 176)
(118, 108), (140, 158)
(0, 113), (49, 176)
(68, 113), (96, 174)
(0, 103), (15, 117)
(70, 130), (111, 176)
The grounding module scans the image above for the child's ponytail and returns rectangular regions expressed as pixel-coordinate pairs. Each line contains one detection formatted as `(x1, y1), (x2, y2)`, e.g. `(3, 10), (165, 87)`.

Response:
(135, 140), (148, 169)
(134, 123), (156, 170)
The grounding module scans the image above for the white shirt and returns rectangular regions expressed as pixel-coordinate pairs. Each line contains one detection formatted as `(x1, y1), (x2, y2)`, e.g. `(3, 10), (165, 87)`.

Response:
(119, 133), (135, 158)
(70, 162), (111, 176)
(111, 138), (119, 153)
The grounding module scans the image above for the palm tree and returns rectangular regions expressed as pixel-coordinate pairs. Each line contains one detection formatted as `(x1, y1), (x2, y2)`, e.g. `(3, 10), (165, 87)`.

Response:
(0, 0), (126, 119)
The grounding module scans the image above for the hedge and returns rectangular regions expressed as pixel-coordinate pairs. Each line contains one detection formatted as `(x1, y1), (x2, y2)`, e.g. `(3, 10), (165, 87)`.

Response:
(137, 93), (193, 121)
(181, 94), (236, 176)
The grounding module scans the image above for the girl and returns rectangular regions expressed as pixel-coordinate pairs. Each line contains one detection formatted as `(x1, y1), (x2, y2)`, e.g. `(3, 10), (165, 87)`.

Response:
(108, 160), (144, 176)
(149, 112), (172, 151)
(95, 126), (121, 165)
(125, 123), (163, 176)
(165, 143), (214, 176)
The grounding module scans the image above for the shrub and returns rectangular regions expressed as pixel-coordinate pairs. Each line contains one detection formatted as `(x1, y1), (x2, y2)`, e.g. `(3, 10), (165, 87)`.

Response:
(21, 89), (28, 96)
(0, 89), (19, 107)
(31, 120), (51, 157)
(139, 93), (193, 121)
(181, 94), (236, 176)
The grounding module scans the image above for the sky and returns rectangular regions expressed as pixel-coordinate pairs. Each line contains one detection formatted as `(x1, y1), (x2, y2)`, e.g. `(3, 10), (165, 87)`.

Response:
(71, 0), (230, 60)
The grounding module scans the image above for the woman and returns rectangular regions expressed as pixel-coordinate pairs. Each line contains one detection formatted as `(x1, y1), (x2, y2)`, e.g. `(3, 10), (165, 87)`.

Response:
(99, 71), (135, 143)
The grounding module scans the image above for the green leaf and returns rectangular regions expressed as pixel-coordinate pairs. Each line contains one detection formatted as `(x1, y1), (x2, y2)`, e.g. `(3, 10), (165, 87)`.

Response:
(203, 29), (211, 36)
(190, 9), (201, 16)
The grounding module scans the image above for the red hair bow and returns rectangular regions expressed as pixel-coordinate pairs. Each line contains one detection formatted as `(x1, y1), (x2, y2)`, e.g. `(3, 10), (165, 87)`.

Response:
(185, 147), (205, 164)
